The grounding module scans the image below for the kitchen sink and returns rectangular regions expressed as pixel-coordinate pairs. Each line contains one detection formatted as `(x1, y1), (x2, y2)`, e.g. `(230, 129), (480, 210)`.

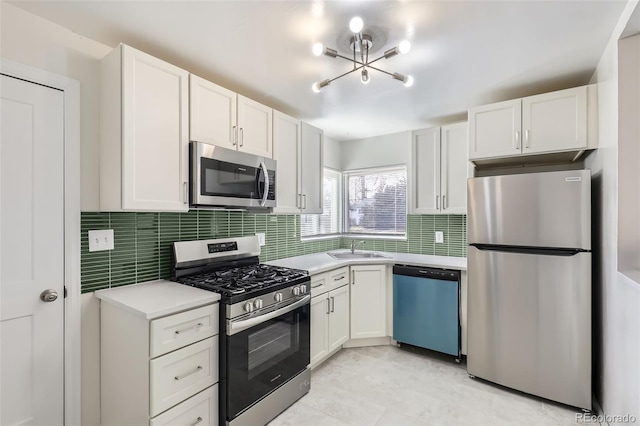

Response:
(328, 251), (391, 260)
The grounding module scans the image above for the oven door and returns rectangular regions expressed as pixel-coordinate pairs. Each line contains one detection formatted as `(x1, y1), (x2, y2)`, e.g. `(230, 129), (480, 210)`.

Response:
(225, 295), (310, 420)
(191, 141), (276, 208)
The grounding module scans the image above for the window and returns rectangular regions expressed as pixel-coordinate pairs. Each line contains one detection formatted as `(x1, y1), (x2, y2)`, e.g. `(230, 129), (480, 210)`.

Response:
(345, 166), (407, 236)
(300, 168), (342, 238)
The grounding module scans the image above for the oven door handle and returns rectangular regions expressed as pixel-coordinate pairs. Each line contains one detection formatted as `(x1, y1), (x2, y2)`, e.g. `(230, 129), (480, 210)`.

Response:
(258, 161), (269, 207)
(228, 295), (310, 335)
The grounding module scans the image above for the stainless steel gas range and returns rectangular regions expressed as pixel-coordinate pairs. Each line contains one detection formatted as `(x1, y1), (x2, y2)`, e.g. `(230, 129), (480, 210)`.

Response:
(172, 236), (311, 426)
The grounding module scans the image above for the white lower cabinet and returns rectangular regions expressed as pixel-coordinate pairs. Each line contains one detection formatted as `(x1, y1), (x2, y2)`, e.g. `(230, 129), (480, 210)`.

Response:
(350, 265), (387, 339)
(97, 286), (220, 426)
(309, 267), (350, 368)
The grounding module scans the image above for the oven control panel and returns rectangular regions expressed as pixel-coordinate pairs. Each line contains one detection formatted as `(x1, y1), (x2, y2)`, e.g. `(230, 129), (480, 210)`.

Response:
(208, 241), (238, 253)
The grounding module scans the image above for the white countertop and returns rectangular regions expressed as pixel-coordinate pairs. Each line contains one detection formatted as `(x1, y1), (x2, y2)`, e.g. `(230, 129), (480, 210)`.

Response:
(95, 280), (220, 320)
(266, 250), (467, 275)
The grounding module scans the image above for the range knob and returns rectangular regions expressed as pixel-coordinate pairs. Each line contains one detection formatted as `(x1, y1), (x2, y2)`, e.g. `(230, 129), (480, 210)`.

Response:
(292, 286), (301, 296)
(299, 286), (307, 294)
(244, 302), (254, 313)
(274, 293), (283, 302)
(254, 299), (263, 309)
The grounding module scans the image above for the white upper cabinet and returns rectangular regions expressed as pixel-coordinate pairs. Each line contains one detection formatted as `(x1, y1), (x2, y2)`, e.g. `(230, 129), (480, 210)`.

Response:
(469, 99), (522, 160)
(469, 85), (595, 162)
(237, 95), (273, 158)
(100, 44), (189, 212)
(412, 122), (468, 215)
(189, 74), (237, 149)
(522, 86), (587, 154)
(272, 111), (302, 214)
(189, 75), (273, 158)
(300, 122), (324, 214)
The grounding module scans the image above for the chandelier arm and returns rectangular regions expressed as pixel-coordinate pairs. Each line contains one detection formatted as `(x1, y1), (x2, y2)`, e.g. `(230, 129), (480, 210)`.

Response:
(366, 64), (396, 77)
(327, 64), (365, 84)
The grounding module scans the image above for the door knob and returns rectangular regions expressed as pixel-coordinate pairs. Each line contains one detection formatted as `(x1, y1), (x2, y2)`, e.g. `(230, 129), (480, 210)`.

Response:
(40, 289), (58, 302)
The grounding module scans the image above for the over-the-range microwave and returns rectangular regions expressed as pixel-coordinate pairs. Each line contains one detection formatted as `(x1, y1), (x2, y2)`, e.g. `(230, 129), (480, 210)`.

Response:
(190, 141), (276, 210)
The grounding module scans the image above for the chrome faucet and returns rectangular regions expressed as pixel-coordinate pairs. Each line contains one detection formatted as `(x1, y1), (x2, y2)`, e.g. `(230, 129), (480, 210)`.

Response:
(350, 240), (365, 254)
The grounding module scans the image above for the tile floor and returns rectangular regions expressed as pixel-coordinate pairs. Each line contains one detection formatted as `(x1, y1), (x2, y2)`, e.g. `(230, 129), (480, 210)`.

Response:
(270, 345), (593, 426)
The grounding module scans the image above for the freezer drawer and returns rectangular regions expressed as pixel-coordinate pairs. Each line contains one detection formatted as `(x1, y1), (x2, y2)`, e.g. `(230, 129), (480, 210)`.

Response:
(467, 246), (591, 409)
(467, 169), (591, 249)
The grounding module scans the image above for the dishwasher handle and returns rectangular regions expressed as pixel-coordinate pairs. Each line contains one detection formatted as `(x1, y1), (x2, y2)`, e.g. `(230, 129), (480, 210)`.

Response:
(392, 264), (460, 281)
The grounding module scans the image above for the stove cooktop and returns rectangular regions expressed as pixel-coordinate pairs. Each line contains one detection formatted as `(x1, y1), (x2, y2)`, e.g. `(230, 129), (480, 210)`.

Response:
(177, 264), (309, 303)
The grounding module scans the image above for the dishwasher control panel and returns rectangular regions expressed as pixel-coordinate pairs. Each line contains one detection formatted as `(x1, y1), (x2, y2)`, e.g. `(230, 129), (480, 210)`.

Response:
(392, 265), (460, 281)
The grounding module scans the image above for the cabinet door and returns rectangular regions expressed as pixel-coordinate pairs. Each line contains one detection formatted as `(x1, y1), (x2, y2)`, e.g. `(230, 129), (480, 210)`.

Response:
(328, 285), (350, 352)
(441, 122), (468, 214)
(272, 111), (301, 213)
(468, 99), (522, 160)
(300, 122), (324, 214)
(522, 86), (587, 154)
(122, 45), (189, 211)
(237, 95), (272, 158)
(412, 128), (441, 214)
(350, 265), (386, 339)
(310, 295), (329, 367)
(189, 74), (237, 149)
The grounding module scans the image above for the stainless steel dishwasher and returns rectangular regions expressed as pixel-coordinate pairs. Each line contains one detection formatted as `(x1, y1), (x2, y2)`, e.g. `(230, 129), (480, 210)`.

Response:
(392, 265), (460, 358)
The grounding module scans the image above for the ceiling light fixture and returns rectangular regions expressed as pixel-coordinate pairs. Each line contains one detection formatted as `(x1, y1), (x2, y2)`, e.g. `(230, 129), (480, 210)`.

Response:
(311, 16), (413, 92)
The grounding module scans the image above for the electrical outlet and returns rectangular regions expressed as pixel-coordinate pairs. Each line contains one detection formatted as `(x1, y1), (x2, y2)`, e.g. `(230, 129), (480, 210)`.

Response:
(435, 231), (444, 244)
(88, 229), (114, 252)
(256, 232), (266, 246)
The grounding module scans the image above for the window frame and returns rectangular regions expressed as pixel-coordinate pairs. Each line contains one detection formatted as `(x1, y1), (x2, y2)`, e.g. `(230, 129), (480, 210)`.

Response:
(300, 167), (343, 240)
(342, 165), (408, 239)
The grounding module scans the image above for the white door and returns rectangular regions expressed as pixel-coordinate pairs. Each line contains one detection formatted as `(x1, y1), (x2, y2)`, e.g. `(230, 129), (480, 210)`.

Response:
(189, 74), (237, 149)
(310, 295), (329, 367)
(1, 75), (65, 425)
(237, 95), (272, 158)
(522, 86), (587, 154)
(441, 122), (468, 214)
(468, 99), (522, 160)
(411, 127), (441, 214)
(300, 122), (323, 214)
(272, 111), (301, 213)
(350, 265), (386, 339)
(328, 285), (349, 352)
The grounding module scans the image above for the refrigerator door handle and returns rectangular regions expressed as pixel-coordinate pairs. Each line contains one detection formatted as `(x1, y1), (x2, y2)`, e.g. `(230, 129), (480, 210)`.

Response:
(469, 243), (589, 256)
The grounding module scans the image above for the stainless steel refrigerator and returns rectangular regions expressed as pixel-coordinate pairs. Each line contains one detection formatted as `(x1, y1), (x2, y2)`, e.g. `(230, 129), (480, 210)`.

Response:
(467, 169), (591, 410)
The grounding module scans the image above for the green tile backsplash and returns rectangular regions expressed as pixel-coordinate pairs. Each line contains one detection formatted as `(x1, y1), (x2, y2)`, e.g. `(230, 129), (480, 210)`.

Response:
(80, 212), (466, 293)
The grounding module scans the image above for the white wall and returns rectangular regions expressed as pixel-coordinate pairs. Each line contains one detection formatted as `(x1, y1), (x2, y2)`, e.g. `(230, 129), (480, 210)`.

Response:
(586, 0), (640, 418)
(339, 131), (411, 171)
(1, 3), (111, 212)
(324, 135), (341, 171)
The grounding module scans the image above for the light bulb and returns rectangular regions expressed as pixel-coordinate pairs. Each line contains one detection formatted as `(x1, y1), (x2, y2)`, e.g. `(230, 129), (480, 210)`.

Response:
(312, 82), (321, 93)
(403, 75), (414, 87)
(361, 69), (370, 85)
(349, 16), (364, 33)
(399, 40), (411, 54)
(312, 42), (324, 57)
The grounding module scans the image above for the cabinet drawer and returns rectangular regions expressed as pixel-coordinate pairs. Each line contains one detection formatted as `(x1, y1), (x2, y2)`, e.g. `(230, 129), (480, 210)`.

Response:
(151, 304), (218, 357)
(310, 272), (328, 297)
(151, 385), (218, 426)
(150, 337), (218, 417)
(327, 267), (349, 291)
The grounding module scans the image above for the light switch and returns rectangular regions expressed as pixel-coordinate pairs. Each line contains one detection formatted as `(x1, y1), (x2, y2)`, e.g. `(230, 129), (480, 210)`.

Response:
(435, 231), (444, 243)
(256, 232), (266, 246)
(88, 229), (115, 252)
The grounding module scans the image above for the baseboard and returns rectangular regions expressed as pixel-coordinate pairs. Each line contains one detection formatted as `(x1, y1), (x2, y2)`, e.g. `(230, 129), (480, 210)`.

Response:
(343, 336), (392, 348)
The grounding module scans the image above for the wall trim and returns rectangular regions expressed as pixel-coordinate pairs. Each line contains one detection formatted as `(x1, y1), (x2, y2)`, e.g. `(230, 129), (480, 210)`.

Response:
(1, 58), (82, 425)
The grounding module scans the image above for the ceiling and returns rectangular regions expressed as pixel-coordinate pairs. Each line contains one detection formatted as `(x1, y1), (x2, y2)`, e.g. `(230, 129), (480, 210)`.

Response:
(10, 0), (630, 141)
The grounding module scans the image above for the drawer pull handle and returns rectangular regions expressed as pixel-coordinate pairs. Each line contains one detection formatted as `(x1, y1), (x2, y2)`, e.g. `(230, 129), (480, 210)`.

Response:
(333, 275), (345, 281)
(190, 417), (203, 426)
(175, 323), (204, 335)
(174, 365), (203, 381)
(311, 282), (324, 288)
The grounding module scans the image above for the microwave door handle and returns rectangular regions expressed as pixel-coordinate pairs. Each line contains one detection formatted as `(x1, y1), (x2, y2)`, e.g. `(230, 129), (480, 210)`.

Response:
(259, 161), (269, 207)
